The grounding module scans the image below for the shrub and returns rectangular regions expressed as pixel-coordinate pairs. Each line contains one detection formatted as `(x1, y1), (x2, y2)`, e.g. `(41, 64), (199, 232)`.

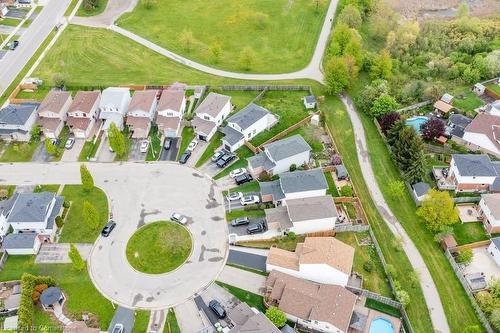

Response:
(265, 306), (286, 328)
(286, 232), (296, 241)
(31, 291), (40, 303)
(34, 284), (48, 293)
(386, 264), (397, 279)
(55, 216), (64, 228)
(18, 274), (56, 331)
(289, 164), (297, 172)
(456, 249), (473, 265)
(63, 201), (70, 209)
(490, 308), (500, 331)
(395, 289), (410, 307)
(363, 260), (374, 272)
(476, 291), (496, 314)
(340, 185), (354, 197)
(378, 112), (400, 135)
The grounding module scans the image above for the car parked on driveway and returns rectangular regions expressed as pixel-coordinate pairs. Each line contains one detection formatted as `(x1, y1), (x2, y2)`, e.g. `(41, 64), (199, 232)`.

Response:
(216, 154), (236, 168)
(164, 138), (172, 150)
(179, 150), (191, 164)
(187, 139), (198, 151)
(171, 212), (188, 225)
(231, 217), (250, 227)
(240, 195), (260, 206)
(208, 300), (226, 319)
(101, 220), (116, 237)
(246, 222), (265, 234)
(211, 150), (225, 162)
(140, 140), (149, 153)
(111, 324), (124, 333)
(235, 173), (253, 185)
(226, 192), (243, 201)
(229, 168), (247, 178)
(64, 137), (75, 149)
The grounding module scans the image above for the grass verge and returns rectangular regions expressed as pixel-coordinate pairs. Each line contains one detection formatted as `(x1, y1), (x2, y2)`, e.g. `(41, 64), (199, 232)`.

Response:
(215, 281), (265, 312)
(176, 126), (195, 161)
(195, 131), (222, 167)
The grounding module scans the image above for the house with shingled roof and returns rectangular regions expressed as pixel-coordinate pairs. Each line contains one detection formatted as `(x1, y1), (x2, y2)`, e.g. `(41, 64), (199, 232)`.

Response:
(192, 92), (231, 141)
(126, 90), (158, 139)
(227, 302), (281, 333)
(462, 113), (500, 158)
(447, 154), (500, 192)
(36, 90), (72, 139)
(98, 87), (131, 132)
(66, 91), (101, 139)
(156, 89), (186, 138)
(478, 194), (500, 234)
(0, 103), (39, 142)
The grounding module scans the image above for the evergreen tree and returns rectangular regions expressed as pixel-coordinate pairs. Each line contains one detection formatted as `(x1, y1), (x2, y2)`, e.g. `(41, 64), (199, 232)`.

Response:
(389, 125), (426, 183)
(68, 244), (86, 271)
(80, 164), (94, 192)
(83, 201), (100, 231)
(108, 122), (126, 157)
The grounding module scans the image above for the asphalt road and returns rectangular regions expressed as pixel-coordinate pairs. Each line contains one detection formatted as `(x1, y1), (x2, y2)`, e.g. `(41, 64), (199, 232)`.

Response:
(227, 249), (267, 271)
(0, 0), (71, 97)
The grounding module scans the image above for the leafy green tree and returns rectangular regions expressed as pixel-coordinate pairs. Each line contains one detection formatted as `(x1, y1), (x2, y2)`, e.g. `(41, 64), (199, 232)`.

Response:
(417, 190), (459, 232)
(485, 50), (500, 77)
(44, 138), (57, 156)
(370, 94), (399, 118)
(68, 244), (86, 271)
(370, 50), (392, 80)
(239, 46), (256, 70)
(395, 289), (410, 307)
(490, 308), (500, 331)
(457, 249), (474, 265)
(30, 125), (42, 143)
(179, 29), (195, 51)
(265, 306), (286, 328)
(329, 23), (354, 56)
(389, 125), (426, 184)
(357, 79), (389, 113)
(338, 4), (362, 29)
(83, 201), (100, 231)
(325, 57), (350, 95)
(476, 291), (496, 314)
(80, 164), (94, 192)
(462, 66), (480, 84)
(108, 122), (126, 157)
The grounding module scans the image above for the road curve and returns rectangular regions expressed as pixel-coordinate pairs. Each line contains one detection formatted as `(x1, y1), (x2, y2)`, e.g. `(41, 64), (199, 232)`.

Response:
(339, 95), (450, 333)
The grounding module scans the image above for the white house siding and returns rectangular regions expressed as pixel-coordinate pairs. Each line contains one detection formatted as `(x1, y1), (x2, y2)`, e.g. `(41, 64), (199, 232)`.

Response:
(480, 199), (500, 233)
(242, 116), (268, 140)
(488, 242), (500, 267)
(222, 138), (244, 152)
(157, 98), (186, 118)
(284, 189), (327, 201)
(289, 217), (336, 235)
(271, 150), (311, 175)
(197, 102), (231, 126)
(0, 216), (9, 237)
(285, 313), (343, 333)
(6, 237), (41, 256)
(462, 132), (500, 156)
(449, 161), (496, 187)
(266, 264), (348, 287)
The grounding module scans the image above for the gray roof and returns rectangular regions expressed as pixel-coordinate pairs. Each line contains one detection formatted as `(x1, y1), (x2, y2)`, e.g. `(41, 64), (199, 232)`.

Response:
(222, 126), (244, 146)
(492, 237), (500, 250)
(336, 164), (348, 178)
(0, 103), (38, 126)
(0, 193), (18, 216)
(287, 196), (338, 222)
(99, 87), (130, 110)
(452, 154), (498, 177)
(227, 103), (270, 131)
(46, 196), (64, 230)
(492, 162), (500, 191)
(448, 114), (472, 128)
(260, 180), (285, 201)
(280, 169), (327, 194)
(8, 192), (55, 223)
(2, 233), (37, 250)
(264, 135), (311, 162)
(40, 287), (62, 305)
(195, 92), (230, 118)
(248, 153), (276, 171)
(412, 182), (431, 197)
(304, 95), (316, 104)
(227, 302), (280, 333)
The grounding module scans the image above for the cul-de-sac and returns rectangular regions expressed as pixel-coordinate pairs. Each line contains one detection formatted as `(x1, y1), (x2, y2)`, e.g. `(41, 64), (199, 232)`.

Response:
(0, 0), (499, 332)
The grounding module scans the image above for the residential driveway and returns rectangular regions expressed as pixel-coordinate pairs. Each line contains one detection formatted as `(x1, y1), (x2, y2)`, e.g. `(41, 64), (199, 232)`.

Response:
(215, 175), (238, 191)
(224, 192), (261, 211)
(128, 139), (146, 161)
(108, 307), (135, 333)
(147, 310), (166, 333)
(217, 265), (266, 295)
(198, 283), (239, 326)
(159, 137), (179, 161)
(174, 300), (210, 333)
(60, 139), (85, 162)
(5, 9), (28, 19)
(227, 248), (267, 271)
(199, 158), (226, 178)
(31, 142), (50, 162)
(186, 141), (208, 167)
(0, 162), (228, 310)
(227, 217), (266, 237)
(35, 243), (93, 264)
(97, 137), (115, 162)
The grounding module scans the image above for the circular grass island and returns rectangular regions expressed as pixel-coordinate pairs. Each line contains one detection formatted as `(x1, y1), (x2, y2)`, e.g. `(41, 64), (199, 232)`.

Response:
(126, 221), (192, 274)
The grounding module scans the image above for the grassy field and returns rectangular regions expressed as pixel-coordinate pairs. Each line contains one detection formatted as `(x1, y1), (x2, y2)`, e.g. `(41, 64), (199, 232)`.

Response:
(215, 281), (265, 312)
(34, 184), (60, 193)
(213, 146), (254, 179)
(59, 185), (109, 243)
(195, 132), (223, 167)
(452, 91), (484, 113)
(117, 0), (328, 73)
(452, 222), (489, 245)
(325, 172), (340, 196)
(132, 310), (150, 333)
(126, 221), (192, 274)
(176, 126), (195, 161)
(218, 90), (261, 110)
(76, 0), (109, 17)
(34, 306), (62, 332)
(0, 141), (40, 162)
(165, 309), (181, 333)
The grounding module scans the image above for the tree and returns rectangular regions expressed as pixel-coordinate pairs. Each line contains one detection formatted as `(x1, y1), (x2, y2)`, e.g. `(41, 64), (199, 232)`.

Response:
(44, 138), (57, 156)
(395, 289), (410, 307)
(476, 291), (496, 314)
(265, 306), (286, 328)
(370, 94), (399, 118)
(489, 278), (500, 299)
(338, 4), (362, 29)
(179, 29), (195, 51)
(420, 118), (445, 141)
(324, 57), (350, 95)
(370, 50), (392, 80)
(462, 66), (480, 84)
(457, 3), (469, 18)
(485, 50), (500, 77)
(239, 47), (256, 70)
(108, 122), (126, 157)
(457, 249), (473, 265)
(68, 244), (85, 271)
(388, 180), (405, 199)
(417, 189), (459, 232)
(378, 112), (400, 134)
(83, 201), (100, 231)
(490, 308), (500, 331)
(389, 125), (426, 183)
(462, 325), (482, 333)
(80, 164), (94, 192)
(357, 79), (389, 113)
(30, 125), (42, 143)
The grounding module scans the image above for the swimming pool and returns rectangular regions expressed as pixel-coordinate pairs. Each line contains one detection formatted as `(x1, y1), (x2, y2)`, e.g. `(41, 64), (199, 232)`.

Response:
(369, 317), (395, 333)
(406, 116), (428, 134)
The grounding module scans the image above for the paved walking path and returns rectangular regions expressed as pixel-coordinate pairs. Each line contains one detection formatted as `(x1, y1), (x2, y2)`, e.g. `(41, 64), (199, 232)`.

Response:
(340, 95), (450, 333)
(217, 265), (266, 295)
(71, 0), (138, 28)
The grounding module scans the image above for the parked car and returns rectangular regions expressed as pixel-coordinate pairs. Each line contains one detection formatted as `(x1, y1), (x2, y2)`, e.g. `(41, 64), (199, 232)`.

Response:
(109, 145), (115, 153)
(187, 139), (198, 151)
(246, 223), (265, 234)
(164, 139), (172, 150)
(179, 150), (191, 164)
(50, 138), (60, 146)
(140, 140), (149, 153)
(111, 324), (124, 333)
(216, 154), (236, 168)
(64, 137), (75, 149)
(226, 192), (243, 201)
(9, 40), (19, 50)
(171, 212), (188, 225)
(101, 220), (116, 237)
(235, 173), (253, 185)
(209, 300), (226, 319)
(240, 195), (260, 206)
(231, 217), (250, 227)
(229, 168), (247, 178)
(211, 150), (225, 162)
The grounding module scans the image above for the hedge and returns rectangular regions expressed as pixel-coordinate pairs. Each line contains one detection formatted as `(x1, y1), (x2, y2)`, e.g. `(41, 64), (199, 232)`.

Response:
(18, 273), (56, 331)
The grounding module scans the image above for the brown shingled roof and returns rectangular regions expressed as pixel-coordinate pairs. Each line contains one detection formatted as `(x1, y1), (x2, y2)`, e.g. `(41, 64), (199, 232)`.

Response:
(465, 113), (500, 151)
(157, 89), (185, 112)
(126, 116), (150, 130)
(128, 90), (158, 114)
(37, 117), (62, 131)
(156, 116), (180, 131)
(66, 116), (91, 130)
(68, 91), (100, 114)
(38, 90), (71, 115)
(192, 116), (216, 136)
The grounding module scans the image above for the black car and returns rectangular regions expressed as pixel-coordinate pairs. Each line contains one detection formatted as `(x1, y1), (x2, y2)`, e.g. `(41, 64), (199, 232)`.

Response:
(231, 217), (250, 227)
(9, 40), (19, 50)
(246, 223), (264, 234)
(234, 173), (253, 185)
(208, 300), (226, 319)
(179, 150), (191, 164)
(216, 154), (236, 168)
(163, 139), (172, 150)
(101, 220), (116, 237)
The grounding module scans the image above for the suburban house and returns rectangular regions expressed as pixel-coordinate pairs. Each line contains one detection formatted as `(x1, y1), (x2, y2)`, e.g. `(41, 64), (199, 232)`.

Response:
(488, 237), (500, 267)
(2, 233), (42, 255)
(462, 113), (500, 157)
(303, 95), (317, 109)
(411, 181), (431, 205)
(126, 89), (158, 139)
(221, 103), (278, 152)
(227, 302), (280, 333)
(191, 92), (231, 141)
(446, 114), (472, 140)
(98, 87), (131, 132)
(260, 168), (328, 205)
(265, 270), (357, 333)
(0, 103), (39, 142)
(248, 135), (312, 177)
(156, 89), (186, 138)
(478, 194), (500, 234)
(66, 91), (101, 139)
(433, 100), (453, 115)
(0, 3), (8, 17)
(266, 237), (354, 287)
(36, 90), (72, 139)
(485, 100), (500, 117)
(265, 195), (338, 235)
(0, 192), (64, 255)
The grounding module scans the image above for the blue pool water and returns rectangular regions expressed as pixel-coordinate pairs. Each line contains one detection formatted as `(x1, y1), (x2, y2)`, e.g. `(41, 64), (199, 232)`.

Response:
(406, 116), (428, 134)
(369, 317), (395, 333)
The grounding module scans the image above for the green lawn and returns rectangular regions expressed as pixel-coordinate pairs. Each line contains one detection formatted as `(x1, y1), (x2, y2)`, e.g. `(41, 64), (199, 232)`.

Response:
(126, 221), (192, 274)
(284, 124), (324, 153)
(226, 208), (265, 222)
(238, 234), (306, 252)
(195, 131), (223, 167)
(76, 0), (109, 17)
(78, 138), (101, 161)
(0, 141), (40, 162)
(486, 83), (500, 95)
(250, 91), (310, 146)
(165, 309), (181, 333)
(325, 172), (340, 196)
(34, 184), (60, 193)
(176, 126), (195, 161)
(214, 146), (254, 180)
(0, 185), (16, 198)
(365, 298), (401, 318)
(452, 91), (484, 113)
(53, 126), (71, 161)
(146, 125), (161, 161)
(34, 306), (62, 333)
(0, 17), (22, 27)
(132, 310), (150, 333)
(21, 19), (33, 28)
(224, 180), (260, 195)
(218, 90), (261, 111)
(117, 0), (328, 73)
(59, 185), (109, 243)
(64, 0), (80, 16)
(452, 222), (489, 245)
(215, 281), (265, 312)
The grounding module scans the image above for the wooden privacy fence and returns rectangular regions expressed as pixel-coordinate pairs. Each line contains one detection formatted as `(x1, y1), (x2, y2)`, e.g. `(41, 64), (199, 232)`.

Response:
(335, 224), (370, 233)
(454, 240), (491, 252)
(219, 85), (311, 92)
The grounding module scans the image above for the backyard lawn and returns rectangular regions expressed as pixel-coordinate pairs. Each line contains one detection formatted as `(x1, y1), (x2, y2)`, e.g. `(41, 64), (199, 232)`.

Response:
(486, 83), (500, 95)
(452, 222), (489, 245)
(224, 180), (260, 195)
(226, 208), (266, 222)
(0, 141), (40, 162)
(34, 184), (61, 193)
(0, 17), (21, 27)
(325, 172), (340, 196)
(215, 281), (265, 312)
(219, 90), (261, 111)
(59, 185), (109, 243)
(76, 0), (109, 17)
(117, 0), (328, 73)
(176, 126), (195, 160)
(452, 91), (484, 114)
(239, 234), (306, 252)
(283, 124), (324, 153)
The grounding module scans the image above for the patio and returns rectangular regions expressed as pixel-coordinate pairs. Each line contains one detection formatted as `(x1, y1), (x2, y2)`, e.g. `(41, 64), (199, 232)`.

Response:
(432, 167), (456, 191)
(463, 246), (500, 284)
(457, 205), (481, 223)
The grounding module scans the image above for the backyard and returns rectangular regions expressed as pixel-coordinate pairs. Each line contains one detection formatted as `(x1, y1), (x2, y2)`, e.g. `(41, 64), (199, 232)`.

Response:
(452, 91), (484, 114)
(117, 0), (329, 73)
(452, 222), (489, 245)
(0, 140), (40, 162)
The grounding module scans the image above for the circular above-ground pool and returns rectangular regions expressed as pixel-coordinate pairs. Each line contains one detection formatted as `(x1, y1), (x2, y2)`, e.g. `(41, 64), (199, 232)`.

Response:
(405, 116), (428, 134)
(369, 317), (395, 333)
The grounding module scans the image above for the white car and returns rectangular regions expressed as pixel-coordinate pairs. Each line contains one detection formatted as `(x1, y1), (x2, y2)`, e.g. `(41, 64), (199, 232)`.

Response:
(240, 195), (260, 206)
(229, 168), (247, 178)
(112, 324), (124, 333)
(187, 139), (198, 151)
(140, 140), (149, 153)
(171, 212), (188, 225)
(226, 192), (243, 201)
(64, 137), (75, 149)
